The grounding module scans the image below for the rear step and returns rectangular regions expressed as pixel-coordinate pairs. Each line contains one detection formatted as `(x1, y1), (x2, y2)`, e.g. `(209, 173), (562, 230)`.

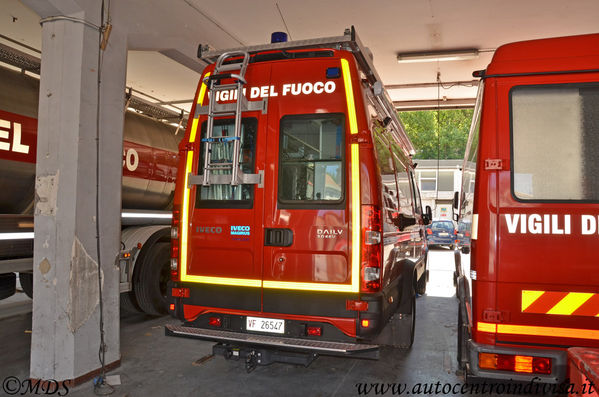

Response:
(165, 324), (379, 359)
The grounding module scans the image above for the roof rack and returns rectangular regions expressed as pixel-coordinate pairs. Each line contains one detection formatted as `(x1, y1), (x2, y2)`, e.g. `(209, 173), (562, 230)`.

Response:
(199, 26), (415, 155)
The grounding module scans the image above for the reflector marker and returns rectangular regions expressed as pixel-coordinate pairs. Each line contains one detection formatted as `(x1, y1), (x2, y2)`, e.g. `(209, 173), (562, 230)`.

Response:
(521, 290), (546, 312)
(546, 292), (594, 316)
(263, 280), (356, 293)
(522, 290), (599, 317)
(182, 275), (261, 288)
(477, 321), (599, 341)
(477, 322), (497, 333)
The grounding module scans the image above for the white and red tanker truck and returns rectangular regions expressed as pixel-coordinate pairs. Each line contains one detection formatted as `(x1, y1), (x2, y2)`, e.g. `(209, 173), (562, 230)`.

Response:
(0, 56), (182, 316)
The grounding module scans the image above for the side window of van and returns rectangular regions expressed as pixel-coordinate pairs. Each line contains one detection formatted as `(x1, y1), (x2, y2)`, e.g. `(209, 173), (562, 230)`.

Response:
(392, 153), (415, 222)
(409, 170), (422, 215)
(278, 114), (344, 204)
(196, 118), (257, 208)
(373, 130), (399, 233)
(511, 84), (599, 201)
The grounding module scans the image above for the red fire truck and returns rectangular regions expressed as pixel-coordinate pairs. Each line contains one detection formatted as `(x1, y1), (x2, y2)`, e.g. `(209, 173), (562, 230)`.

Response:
(455, 33), (599, 383)
(0, 48), (181, 316)
(166, 27), (432, 369)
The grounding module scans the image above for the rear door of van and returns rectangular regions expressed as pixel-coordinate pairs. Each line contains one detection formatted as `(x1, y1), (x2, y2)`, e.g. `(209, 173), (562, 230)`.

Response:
(261, 55), (357, 327)
(495, 74), (599, 347)
(182, 63), (270, 313)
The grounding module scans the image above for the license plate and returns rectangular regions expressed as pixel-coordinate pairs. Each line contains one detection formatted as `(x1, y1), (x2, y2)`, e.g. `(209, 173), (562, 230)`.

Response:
(439, 232), (449, 236)
(246, 316), (285, 334)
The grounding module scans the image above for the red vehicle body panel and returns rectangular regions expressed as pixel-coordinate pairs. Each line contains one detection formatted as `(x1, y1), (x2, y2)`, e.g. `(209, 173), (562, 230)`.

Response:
(458, 33), (599, 383)
(169, 36), (426, 355)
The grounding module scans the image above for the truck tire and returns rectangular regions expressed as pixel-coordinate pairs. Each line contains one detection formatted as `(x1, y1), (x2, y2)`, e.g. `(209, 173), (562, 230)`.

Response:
(120, 291), (143, 314)
(134, 242), (170, 316)
(0, 273), (17, 300)
(19, 272), (33, 299)
(394, 292), (416, 349)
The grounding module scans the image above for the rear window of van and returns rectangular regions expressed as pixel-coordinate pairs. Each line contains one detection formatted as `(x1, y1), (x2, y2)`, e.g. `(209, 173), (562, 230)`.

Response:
(278, 114), (345, 205)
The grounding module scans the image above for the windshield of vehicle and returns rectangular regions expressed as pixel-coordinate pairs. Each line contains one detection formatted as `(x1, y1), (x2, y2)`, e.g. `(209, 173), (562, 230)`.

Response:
(432, 221), (454, 231)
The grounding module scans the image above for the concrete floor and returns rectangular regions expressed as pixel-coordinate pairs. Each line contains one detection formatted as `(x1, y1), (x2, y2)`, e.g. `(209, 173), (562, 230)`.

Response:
(0, 250), (536, 396)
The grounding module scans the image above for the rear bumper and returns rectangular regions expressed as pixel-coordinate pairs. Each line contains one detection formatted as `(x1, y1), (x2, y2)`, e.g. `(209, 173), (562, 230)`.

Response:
(428, 236), (455, 245)
(165, 324), (379, 359)
(468, 340), (567, 383)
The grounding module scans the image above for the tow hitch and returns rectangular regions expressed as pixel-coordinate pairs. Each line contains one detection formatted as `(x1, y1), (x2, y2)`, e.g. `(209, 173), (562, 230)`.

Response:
(213, 343), (318, 373)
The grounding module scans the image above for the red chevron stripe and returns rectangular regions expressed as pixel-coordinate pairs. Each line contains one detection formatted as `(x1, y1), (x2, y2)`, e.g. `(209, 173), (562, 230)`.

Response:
(523, 291), (569, 314)
(572, 294), (599, 317)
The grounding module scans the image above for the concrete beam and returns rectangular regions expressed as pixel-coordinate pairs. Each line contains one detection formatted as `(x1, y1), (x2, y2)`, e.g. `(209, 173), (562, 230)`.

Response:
(23, 0), (126, 383)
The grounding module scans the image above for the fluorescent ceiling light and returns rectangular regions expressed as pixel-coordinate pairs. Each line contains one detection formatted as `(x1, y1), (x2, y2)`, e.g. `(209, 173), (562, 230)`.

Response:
(397, 49), (479, 63)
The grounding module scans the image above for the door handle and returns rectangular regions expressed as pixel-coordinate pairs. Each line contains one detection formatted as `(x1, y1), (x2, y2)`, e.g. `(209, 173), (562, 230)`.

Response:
(264, 228), (293, 247)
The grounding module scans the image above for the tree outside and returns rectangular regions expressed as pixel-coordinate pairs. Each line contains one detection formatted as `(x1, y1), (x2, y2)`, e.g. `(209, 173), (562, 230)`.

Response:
(399, 109), (473, 160)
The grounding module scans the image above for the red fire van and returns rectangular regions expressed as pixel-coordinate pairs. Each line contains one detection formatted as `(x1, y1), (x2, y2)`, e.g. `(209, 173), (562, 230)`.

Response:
(455, 33), (599, 383)
(166, 27), (431, 369)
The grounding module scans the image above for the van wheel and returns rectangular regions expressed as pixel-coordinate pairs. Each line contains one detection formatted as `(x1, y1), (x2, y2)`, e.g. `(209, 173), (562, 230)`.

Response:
(457, 307), (464, 367)
(416, 270), (427, 295)
(0, 273), (17, 300)
(134, 242), (170, 316)
(19, 272), (33, 299)
(394, 292), (416, 349)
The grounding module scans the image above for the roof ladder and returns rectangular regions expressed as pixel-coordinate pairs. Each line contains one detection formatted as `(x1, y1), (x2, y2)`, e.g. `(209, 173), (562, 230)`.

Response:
(195, 51), (265, 187)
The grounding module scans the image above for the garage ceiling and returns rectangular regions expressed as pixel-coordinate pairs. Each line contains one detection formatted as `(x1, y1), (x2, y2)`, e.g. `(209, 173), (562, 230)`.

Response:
(2, 0), (599, 115)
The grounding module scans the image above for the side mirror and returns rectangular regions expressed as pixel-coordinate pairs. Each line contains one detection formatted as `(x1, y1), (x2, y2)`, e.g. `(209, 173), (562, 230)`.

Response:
(423, 205), (433, 225)
(452, 191), (460, 222)
(392, 211), (417, 230)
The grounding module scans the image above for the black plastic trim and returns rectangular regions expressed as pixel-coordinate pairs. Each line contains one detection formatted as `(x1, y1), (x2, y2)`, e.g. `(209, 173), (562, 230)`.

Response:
(181, 282), (261, 312)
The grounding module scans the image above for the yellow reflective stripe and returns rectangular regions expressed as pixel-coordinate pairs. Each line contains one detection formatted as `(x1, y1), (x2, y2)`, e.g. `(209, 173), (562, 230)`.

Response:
(497, 323), (599, 341)
(341, 57), (361, 293)
(180, 72), (209, 282)
(477, 322), (497, 333)
(546, 292), (594, 315)
(183, 275), (261, 288)
(341, 59), (358, 135)
(263, 280), (355, 293)
(180, 151), (195, 281)
(521, 290), (544, 312)
(189, 72), (210, 143)
(350, 145), (361, 293)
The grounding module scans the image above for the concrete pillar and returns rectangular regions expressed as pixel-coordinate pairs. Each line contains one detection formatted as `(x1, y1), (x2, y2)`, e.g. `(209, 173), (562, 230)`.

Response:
(23, 0), (127, 383)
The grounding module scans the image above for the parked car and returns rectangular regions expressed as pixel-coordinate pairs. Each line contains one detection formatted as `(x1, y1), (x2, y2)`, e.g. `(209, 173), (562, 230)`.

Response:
(456, 220), (471, 254)
(426, 220), (457, 249)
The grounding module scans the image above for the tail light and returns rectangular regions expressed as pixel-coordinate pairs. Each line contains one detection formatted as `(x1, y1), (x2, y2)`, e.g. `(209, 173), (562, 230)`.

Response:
(170, 204), (181, 281)
(306, 326), (322, 336)
(360, 205), (382, 293)
(479, 353), (551, 375)
(426, 228), (432, 235)
(209, 317), (222, 327)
